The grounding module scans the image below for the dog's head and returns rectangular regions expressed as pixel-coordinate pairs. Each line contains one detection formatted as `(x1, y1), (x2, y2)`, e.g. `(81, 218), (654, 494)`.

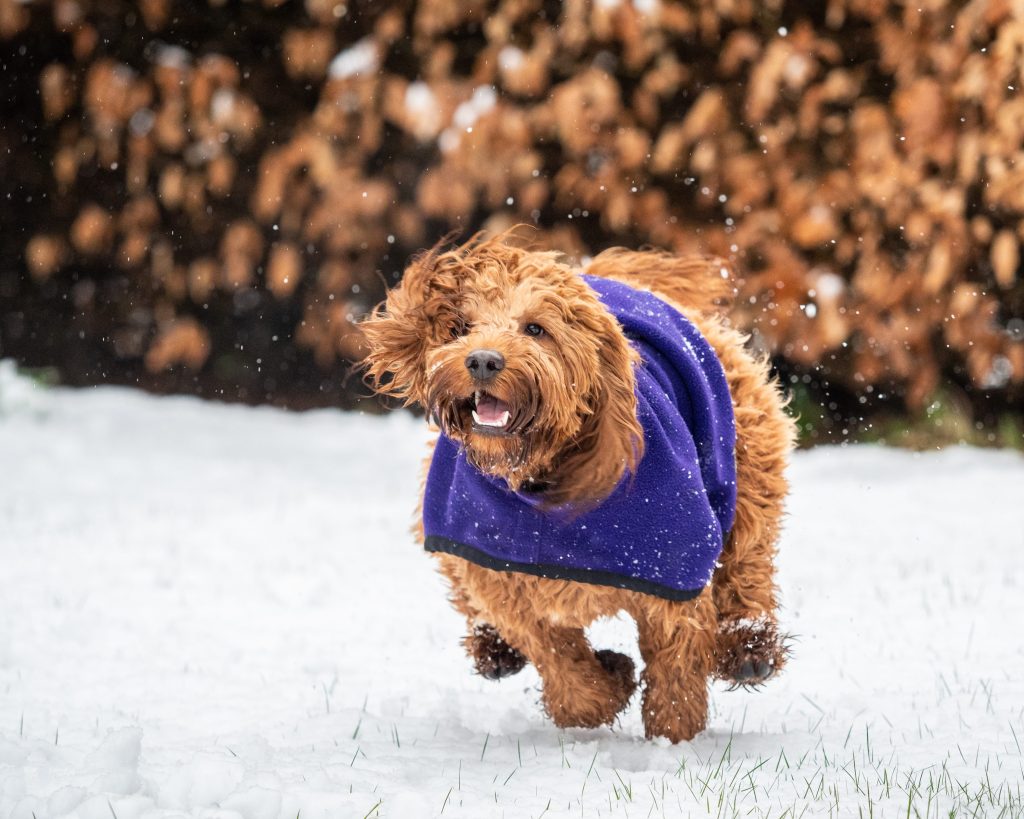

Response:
(362, 235), (643, 507)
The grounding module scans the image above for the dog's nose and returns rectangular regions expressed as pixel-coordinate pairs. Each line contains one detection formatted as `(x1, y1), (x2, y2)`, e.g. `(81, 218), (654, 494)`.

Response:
(465, 349), (505, 381)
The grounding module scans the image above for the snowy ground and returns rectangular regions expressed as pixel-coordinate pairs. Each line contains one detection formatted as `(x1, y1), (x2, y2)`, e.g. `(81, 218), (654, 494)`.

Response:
(1, 362), (1023, 819)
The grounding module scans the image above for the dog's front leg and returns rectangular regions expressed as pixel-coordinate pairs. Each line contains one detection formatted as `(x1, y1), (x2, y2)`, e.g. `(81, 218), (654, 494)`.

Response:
(633, 592), (717, 742)
(432, 554), (527, 679)
(491, 615), (637, 729)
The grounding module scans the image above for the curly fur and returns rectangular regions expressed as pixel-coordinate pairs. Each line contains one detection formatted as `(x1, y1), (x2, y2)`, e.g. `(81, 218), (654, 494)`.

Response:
(362, 234), (795, 742)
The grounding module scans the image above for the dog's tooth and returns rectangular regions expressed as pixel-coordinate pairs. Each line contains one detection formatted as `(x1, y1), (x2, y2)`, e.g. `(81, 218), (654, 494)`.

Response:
(472, 409), (482, 425)
(500, 411), (510, 427)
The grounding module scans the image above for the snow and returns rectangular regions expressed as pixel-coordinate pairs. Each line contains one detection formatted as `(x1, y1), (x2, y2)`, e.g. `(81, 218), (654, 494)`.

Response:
(210, 90), (237, 125)
(812, 269), (845, 301)
(452, 86), (497, 131)
(328, 39), (379, 80)
(153, 45), (190, 70)
(1, 368), (1023, 818)
(497, 47), (524, 73)
(439, 85), (499, 155)
(403, 82), (442, 141)
(404, 82), (437, 119)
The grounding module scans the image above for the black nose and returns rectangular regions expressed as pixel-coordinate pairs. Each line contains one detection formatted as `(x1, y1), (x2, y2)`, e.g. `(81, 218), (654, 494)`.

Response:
(465, 349), (505, 381)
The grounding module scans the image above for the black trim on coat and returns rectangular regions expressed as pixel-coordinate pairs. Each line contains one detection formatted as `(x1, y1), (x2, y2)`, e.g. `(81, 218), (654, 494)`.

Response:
(424, 535), (705, 602)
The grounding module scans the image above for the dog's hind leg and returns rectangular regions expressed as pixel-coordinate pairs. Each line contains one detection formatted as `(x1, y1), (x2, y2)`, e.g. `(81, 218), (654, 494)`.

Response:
(490, 615), (637, 729)
(709, 349), (795, 686)
(712, 496), (790, 687)
(632, 592), (717, 742)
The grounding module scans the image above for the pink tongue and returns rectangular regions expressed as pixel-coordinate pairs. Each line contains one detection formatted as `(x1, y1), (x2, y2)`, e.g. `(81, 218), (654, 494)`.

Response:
(475, 394), (509, 424)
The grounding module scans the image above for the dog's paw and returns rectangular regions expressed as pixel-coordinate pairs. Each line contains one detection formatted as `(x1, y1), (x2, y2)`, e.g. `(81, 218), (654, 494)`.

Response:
(715, 618), (790, 689)
(595, 649), (638, 700)
(464, 624), (527, 680)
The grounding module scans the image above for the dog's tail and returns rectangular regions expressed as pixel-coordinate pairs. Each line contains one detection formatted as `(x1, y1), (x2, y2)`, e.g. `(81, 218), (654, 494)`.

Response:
(584, 249), (735, 316)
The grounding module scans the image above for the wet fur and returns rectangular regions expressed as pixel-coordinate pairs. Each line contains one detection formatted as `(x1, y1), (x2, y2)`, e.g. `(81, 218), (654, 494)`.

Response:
(363, 236), (795, 742)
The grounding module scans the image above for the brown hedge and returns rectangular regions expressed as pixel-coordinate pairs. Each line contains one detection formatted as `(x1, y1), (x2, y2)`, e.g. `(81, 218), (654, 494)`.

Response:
(1, 0), (1022, 418)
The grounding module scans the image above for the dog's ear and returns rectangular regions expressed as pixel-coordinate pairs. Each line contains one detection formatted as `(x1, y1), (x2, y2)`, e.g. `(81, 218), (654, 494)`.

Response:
(547, 304), (645, 507)
(361, 244), (462, 405)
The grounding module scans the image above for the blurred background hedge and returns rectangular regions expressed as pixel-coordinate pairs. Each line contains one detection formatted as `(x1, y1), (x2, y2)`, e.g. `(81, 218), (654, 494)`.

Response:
(1, 0), (1022, 442)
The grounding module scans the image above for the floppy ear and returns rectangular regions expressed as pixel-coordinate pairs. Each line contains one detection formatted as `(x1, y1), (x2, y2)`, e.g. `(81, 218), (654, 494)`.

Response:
(547, 305), (645, 507)
(361, 246), (462, 406)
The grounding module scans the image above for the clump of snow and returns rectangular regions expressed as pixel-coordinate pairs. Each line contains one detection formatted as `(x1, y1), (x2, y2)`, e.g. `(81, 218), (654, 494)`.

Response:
(440, 86), (499, 153)
(718, 614), (771, 634)
(210, 88), (236, 123)
(153, 43), (191, 69)
(813, 268), (845, 300)
(784, 53), (814, 86)
(128, 108), (155, 137)
(452, 85), (497, 130)
(497, 45), (524, 73)
(158, 754), (245, 811)
(220, 787), (281, 819)
(328, 38), (379, 80)
(404, 81), (436, 117)
(44, 786), (87, 817)
(438, 128), (460, 154)
(0, 360), (48, 417)
(1, 374), (1023, 817)
(982, 354), (1013, 389)
(87, 727), (142, 770)
(404, 81), (442, 139)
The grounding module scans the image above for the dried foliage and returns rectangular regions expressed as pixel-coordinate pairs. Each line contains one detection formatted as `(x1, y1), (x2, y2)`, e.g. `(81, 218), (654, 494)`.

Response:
(1, 0), (1022, 418)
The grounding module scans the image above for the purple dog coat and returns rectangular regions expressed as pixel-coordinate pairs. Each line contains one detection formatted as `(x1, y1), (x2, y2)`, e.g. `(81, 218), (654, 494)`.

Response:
(422, 274), (737, 601)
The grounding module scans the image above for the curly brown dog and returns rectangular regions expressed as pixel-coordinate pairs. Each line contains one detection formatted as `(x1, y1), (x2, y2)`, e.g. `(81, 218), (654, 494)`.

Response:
(363, 235), (794, 743)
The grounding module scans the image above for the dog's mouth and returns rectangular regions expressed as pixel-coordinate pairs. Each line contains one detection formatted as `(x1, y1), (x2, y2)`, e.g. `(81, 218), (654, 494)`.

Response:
(466, 390), (514, 436)
(429, 372), (541, 440)
(471, 390), (510, 428)
(439, 389), (538, 438)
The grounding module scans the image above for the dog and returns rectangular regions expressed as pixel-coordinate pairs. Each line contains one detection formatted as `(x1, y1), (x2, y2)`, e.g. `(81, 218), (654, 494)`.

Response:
(362, 234), (794, 742)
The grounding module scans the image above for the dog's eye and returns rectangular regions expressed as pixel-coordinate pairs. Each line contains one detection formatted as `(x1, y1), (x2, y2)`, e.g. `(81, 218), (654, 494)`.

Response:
(450, 320), (470, 339)
(524, 323), (545, 338)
